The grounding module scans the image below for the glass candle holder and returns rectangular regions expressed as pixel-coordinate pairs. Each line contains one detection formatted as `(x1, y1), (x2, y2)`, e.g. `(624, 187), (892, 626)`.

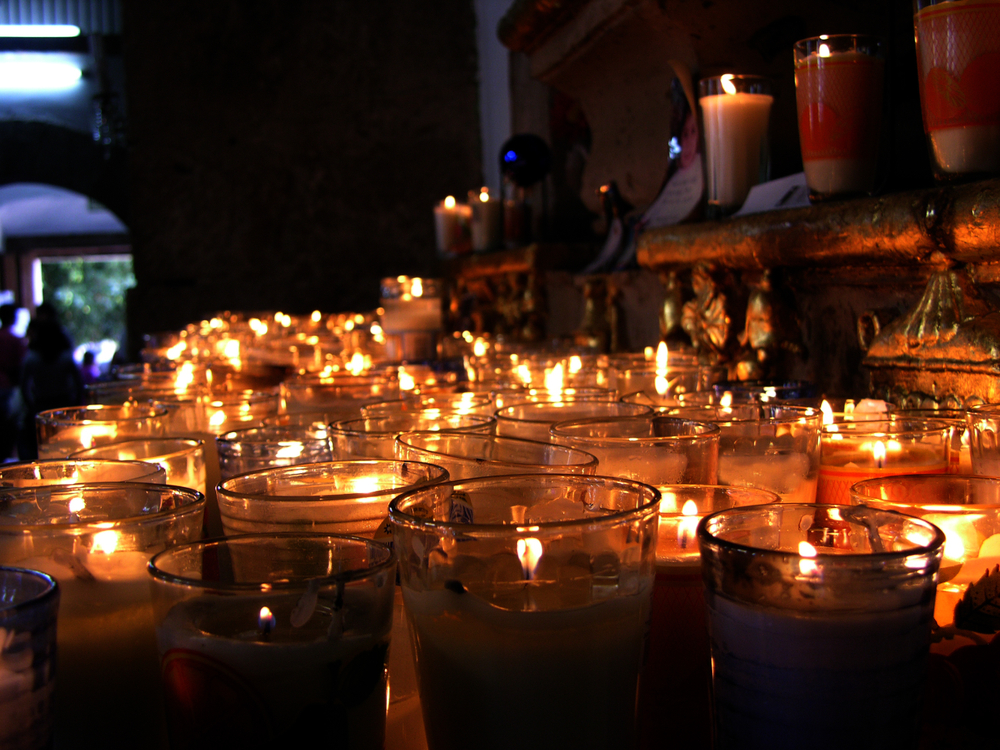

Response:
(331, 412), (495, 459)
(550, 415), (719, 485)
(390, 473), (660, 750)
(148, 534), (395, 750)
(666, 404), (822, 502)
(966, 404), (1000, 476)
(491, 386), (616, 412)
(818, 417), (952, 503)
(216, 425), (333, 481)
(849, 473), (1000, 744)
(362, 392), (495, 418)
(395, 430), (598, 480)
(639, 485), (778, 750)
(70, 437), (207, 495)
(712, 379), (818, 403)
(216, 459), (448, 536)
(698, 74), (774, 216)
(699, 502), (944, 750)
(495, 400), (651, 442)
(35, 403), (170, 459)
(915, 0), (1000, 180)
(621, 390), (720, 409)
(794, 34), (885, 199)
(0, 483), (205, 748)
(0, 458), (166, 486)
(0, 566), (59, 750)
(898, 407), (971, 474)
(281, 376), (399, 419)
(613, 362), (709, 401)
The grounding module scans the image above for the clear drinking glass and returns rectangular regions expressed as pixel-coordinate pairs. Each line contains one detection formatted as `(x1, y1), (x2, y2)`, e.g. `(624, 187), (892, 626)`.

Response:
(699, 502), (944, 750)
(0, 566), (59, 750)
(0, 483), (205, 748)
(149, 534), (395, 750)
(395, 430), (598, 479)
(390, 473), (660, 750)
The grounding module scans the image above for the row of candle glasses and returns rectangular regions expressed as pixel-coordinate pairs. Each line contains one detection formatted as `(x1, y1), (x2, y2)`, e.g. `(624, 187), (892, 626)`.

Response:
(17, 323), (1000, 750)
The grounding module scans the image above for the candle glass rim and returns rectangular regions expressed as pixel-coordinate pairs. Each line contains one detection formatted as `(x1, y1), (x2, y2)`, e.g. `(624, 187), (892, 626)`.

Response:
(152, 389), (279, 407)
(697, 501), (946, 560)
(793, 33), (885, 60)
(395, 429), (600, 471)
(36, 403), (170, 425)
(711, 379), (816, 398)
(148, 532), (396, 592)
(217, 458), (449, 503)
(655, 484), (780, 516)
(389, 472), (661, 534)
(70, 437), (205, 463)
(549, 415), (721, 444)
(849, 474), (1000, 511)
(495, 400), (651, 424)
(663, 404), (821, 426)
(331, 412), (495, 436)
(217, 424), (331, 445)
(820, 417), (956, 437)
(0, 565), (59, 615)
(0, 458), (167, 484)
(0, 482), (205, 532)
(698, 74), (774, 98)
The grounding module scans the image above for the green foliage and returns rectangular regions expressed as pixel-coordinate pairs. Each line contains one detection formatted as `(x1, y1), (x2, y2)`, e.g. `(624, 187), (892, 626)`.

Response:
(40, 257), (136, 350)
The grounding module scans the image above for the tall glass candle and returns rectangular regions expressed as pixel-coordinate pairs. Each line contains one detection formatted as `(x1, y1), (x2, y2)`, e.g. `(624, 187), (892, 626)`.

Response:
(0, 483), (205, 749)
(699, 502), (944, 750)
(698, 74), (774, 215)
(794, 34), (885, 199)
(390, 474), (659, 750)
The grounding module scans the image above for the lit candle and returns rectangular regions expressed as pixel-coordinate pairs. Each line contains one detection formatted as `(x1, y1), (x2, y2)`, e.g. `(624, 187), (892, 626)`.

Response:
(469, 187), (502, 252)
(433, 195), (471, 256)
(699, 74), (774, 212)
(818, 420), (951, 504)
(150, 534), (395, 750)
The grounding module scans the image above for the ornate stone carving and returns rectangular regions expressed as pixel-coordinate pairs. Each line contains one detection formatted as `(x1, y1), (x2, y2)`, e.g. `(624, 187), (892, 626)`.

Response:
(681, 263), (730, 364)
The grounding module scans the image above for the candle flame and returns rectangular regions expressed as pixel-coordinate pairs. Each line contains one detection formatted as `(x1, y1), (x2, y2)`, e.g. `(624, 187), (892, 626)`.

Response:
(820, 400), (834, 426)
(399, 367), (416, 392)
(479, 187), (489, 203)
(943, 534), (966, 563)
(275, 444), (304, 459)
(92, 530), (119, 555)
(644, 345), (655, 360)
(411, 278), (424, 298)
(350, 477), (382, 495)
(516, 537), (543, 579)
(258, 606), (276, 634)
(677, 499), (701, 550)
(311, 310), (321, 323)
(568, 355), (582, 374)
(721, 73), (737, 95)
(68, 496), (85, 513)
(818, 42), (831, 57)
(347, 352), (366, 375)
(545, 362), (564, 393)
(873, 441), (886, 467)
(209, 410), (227, 428)
(222, 339), (240, 359)
(798, 540), (819, 575)
(473, 338), (488, 357)
(656, 341), (669, 371)
(444, 195), (456, 210)
(720, 391), (733, 411)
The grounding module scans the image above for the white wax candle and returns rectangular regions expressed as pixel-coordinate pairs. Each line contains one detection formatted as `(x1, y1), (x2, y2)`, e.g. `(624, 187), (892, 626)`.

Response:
(469, 190), (502, 252)
(718, 452), (814, 502)
(700, 92), (773, 208)
(433, 197), (470, 255)
(404, 584), (650, 750)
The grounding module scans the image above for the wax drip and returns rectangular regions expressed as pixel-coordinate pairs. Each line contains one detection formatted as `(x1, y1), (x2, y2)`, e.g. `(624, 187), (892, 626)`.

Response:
(52, 549), (95, 581)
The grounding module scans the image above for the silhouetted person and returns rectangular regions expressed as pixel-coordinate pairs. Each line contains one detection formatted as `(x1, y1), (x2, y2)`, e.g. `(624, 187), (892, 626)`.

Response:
(18, 307), (83, 460)
(81, 350), (101, 385)
(0, 304), (26, 460)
